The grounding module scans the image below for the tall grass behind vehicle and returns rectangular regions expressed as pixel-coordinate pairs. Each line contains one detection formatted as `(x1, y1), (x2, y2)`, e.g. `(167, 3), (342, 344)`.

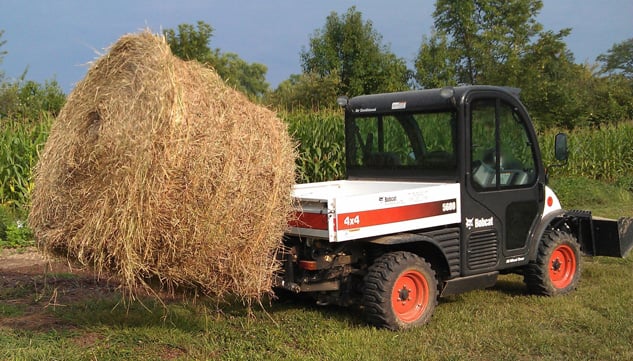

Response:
(0, 114), (52, 209)
(284, 111), (346, 183)
(285, 111), (633, 189)
(540, 122), (633, 188)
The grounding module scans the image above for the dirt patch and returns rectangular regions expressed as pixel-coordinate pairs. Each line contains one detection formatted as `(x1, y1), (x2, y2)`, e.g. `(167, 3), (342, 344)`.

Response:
(0, 247), (118, 331)
(71, 331), (104, 348)
(1, 247), (75, 274)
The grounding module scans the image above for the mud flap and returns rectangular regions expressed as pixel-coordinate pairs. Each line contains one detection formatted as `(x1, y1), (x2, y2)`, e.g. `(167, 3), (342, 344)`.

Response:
(592, 217), (633, 258)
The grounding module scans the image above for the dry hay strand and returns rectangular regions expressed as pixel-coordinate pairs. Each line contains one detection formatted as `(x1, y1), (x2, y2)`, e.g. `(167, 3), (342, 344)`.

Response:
(28, 31), (296, 305)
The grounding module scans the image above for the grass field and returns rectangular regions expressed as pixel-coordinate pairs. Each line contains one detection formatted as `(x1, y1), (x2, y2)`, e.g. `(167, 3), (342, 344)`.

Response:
(1, 253), (632, 360)
(1, 178), (632, 361)
(1, 115), (632, 360)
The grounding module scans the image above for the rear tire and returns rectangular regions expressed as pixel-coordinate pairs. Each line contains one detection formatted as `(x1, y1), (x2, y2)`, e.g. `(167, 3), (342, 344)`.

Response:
(362, 251), (438, 330)
(524, 230), (581, 296)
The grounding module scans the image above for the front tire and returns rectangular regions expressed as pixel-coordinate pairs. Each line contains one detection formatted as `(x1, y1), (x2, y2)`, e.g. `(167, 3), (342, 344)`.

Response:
(362, 251), (438, 330)
(524, 230), (581, 296)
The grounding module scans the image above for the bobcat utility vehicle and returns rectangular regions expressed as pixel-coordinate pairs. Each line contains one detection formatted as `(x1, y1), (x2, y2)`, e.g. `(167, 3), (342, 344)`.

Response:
(275, 86), (633, 330)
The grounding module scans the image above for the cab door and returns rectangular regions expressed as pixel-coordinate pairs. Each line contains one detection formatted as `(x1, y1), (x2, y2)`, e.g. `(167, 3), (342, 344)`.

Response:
(461, 92), (544, 275)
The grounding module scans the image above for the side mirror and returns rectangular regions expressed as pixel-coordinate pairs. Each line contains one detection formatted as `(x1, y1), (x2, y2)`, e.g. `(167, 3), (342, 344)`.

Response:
(554, 133), (568, 162)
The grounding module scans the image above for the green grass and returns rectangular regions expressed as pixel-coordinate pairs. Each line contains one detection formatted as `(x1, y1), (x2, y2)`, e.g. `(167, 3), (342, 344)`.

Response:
(549, 176), (633, 218)
(0, 204), (33, 249)
(0, 177), (632, 360)
(0, 255), (632, 361)
(0, 303), (25, 318)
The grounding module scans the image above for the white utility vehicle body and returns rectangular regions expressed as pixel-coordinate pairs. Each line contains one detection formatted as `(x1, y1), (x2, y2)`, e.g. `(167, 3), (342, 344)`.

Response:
(289, 180), (460, 243)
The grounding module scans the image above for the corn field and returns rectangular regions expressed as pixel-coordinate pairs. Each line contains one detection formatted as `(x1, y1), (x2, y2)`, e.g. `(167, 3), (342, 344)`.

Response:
(540, 122), (633, 189)
(282, 112), (633, 188)
(284, 110), (346, 183)
(0, 112), (632, 211)
(0, 115), (52, 209)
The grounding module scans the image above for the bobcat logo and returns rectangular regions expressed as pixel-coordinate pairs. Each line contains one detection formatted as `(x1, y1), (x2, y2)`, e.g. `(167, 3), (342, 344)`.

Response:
(465, 217), (474, 230)
(465, 216), (495, 230)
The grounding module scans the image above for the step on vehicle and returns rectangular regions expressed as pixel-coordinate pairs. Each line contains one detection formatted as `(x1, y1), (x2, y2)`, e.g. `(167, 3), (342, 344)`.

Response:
(275, 86), (633, 330)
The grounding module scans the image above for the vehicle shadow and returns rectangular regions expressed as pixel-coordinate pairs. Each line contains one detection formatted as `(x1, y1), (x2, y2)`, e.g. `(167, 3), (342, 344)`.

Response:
(266, 290), (367, 327)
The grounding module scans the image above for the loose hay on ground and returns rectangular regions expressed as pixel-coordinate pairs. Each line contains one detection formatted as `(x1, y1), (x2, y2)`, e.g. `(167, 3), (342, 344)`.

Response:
(28, 31), (296, 305)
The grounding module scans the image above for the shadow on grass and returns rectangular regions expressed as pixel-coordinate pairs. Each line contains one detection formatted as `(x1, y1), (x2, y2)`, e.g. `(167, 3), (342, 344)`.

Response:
(489, 276), (530, 296)
(40, 280), (367, 332)
(2, 262), (532, 335)
(267, 291), (366, 327)
(0, 275), (364, 335)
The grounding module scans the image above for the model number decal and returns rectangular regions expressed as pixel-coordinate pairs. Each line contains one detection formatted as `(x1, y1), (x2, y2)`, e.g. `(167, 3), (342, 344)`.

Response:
(343, 215), (361, 227)
(442, 201), (457, 213)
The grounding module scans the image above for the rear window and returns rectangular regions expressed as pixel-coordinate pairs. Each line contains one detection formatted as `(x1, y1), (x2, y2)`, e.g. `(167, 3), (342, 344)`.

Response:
(346, 111), (457, 179)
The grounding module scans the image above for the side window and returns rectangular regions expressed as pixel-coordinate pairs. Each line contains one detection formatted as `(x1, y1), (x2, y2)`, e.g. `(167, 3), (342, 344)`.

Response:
(471, 100), (497, 189)
(498, 102), (536, 186)
(471, 99), (536, 190)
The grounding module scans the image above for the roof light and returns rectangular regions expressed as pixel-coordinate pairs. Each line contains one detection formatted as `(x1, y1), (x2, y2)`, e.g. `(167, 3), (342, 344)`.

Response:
(336, 96), (349, 107)
(439, 87), (455, 99)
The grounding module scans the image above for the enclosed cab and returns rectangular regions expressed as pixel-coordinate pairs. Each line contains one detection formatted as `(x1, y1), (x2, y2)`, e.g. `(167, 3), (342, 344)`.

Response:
(277, 86), (633, 330)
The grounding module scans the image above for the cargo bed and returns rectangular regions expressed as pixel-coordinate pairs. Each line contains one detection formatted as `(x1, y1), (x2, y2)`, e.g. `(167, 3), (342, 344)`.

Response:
(287, 180), (461, 243)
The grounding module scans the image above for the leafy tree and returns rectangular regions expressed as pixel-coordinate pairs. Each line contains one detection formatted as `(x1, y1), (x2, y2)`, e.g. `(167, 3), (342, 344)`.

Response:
(265, 72), (341, 111)
(0, 30), (65, 121)
(597, 38), (633, 79)
(515, 28), (583, 127)
(588, 74), (633, 124)
(589, 39), (633, 124)
(417, 0), (546, 86)
(300, 6), (411, 98)
(164, 21), (269, 99)
(0, 78), (66, 120)
(164, 21), (215, 65)
(414, 0), (604, 127)
(213, 52), (269, 99)
(0, 31), (5, 57)
(414, 32), (456, 88)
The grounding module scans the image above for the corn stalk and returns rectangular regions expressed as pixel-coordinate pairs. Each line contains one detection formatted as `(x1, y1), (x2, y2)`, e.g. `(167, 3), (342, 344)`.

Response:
(0, 114), (52, 209)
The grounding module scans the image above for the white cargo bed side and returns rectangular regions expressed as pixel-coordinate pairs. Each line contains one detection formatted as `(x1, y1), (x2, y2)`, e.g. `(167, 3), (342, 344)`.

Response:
(287, 180), (461, 242)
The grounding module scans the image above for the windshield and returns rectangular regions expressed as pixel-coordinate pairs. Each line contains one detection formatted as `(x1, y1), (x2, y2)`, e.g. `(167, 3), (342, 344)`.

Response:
(346, 111), (458, 180)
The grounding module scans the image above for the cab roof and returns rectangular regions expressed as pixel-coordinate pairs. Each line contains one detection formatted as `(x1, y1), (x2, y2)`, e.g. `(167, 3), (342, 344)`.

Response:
(346, 85), (520, 114)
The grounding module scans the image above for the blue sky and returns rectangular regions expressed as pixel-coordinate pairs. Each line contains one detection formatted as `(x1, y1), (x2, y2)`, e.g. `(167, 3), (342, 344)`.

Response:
(1, 0), (631, 94)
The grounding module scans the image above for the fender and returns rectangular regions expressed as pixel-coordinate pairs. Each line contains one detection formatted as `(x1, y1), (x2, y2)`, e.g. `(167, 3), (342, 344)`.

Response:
(369, 228), (461, 278)
(527, 209), (630, 259)
(527, 209), (566, 261)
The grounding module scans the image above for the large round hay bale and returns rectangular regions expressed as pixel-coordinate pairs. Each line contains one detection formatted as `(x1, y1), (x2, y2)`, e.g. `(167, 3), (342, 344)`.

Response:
(28, 32), (296, 304)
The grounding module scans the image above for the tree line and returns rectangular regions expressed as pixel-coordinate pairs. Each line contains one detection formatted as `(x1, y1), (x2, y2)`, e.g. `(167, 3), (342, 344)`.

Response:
(1, 0), (632, 129)
(164, 1), (633, 129)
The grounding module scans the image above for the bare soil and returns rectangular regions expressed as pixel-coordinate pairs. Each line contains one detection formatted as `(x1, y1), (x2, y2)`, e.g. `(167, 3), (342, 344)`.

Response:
(1, 248), (190, 359)
(0, 247), (117, 331)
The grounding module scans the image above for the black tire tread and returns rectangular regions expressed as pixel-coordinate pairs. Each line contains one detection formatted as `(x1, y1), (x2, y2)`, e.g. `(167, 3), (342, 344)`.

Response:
(524, 230), (581, 296)
(362, 251), (438, 330)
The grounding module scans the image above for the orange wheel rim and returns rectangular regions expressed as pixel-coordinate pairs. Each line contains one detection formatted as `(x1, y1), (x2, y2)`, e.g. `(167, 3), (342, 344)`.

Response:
(549, 244), (577, 289)
(392, 270), (429, 323)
